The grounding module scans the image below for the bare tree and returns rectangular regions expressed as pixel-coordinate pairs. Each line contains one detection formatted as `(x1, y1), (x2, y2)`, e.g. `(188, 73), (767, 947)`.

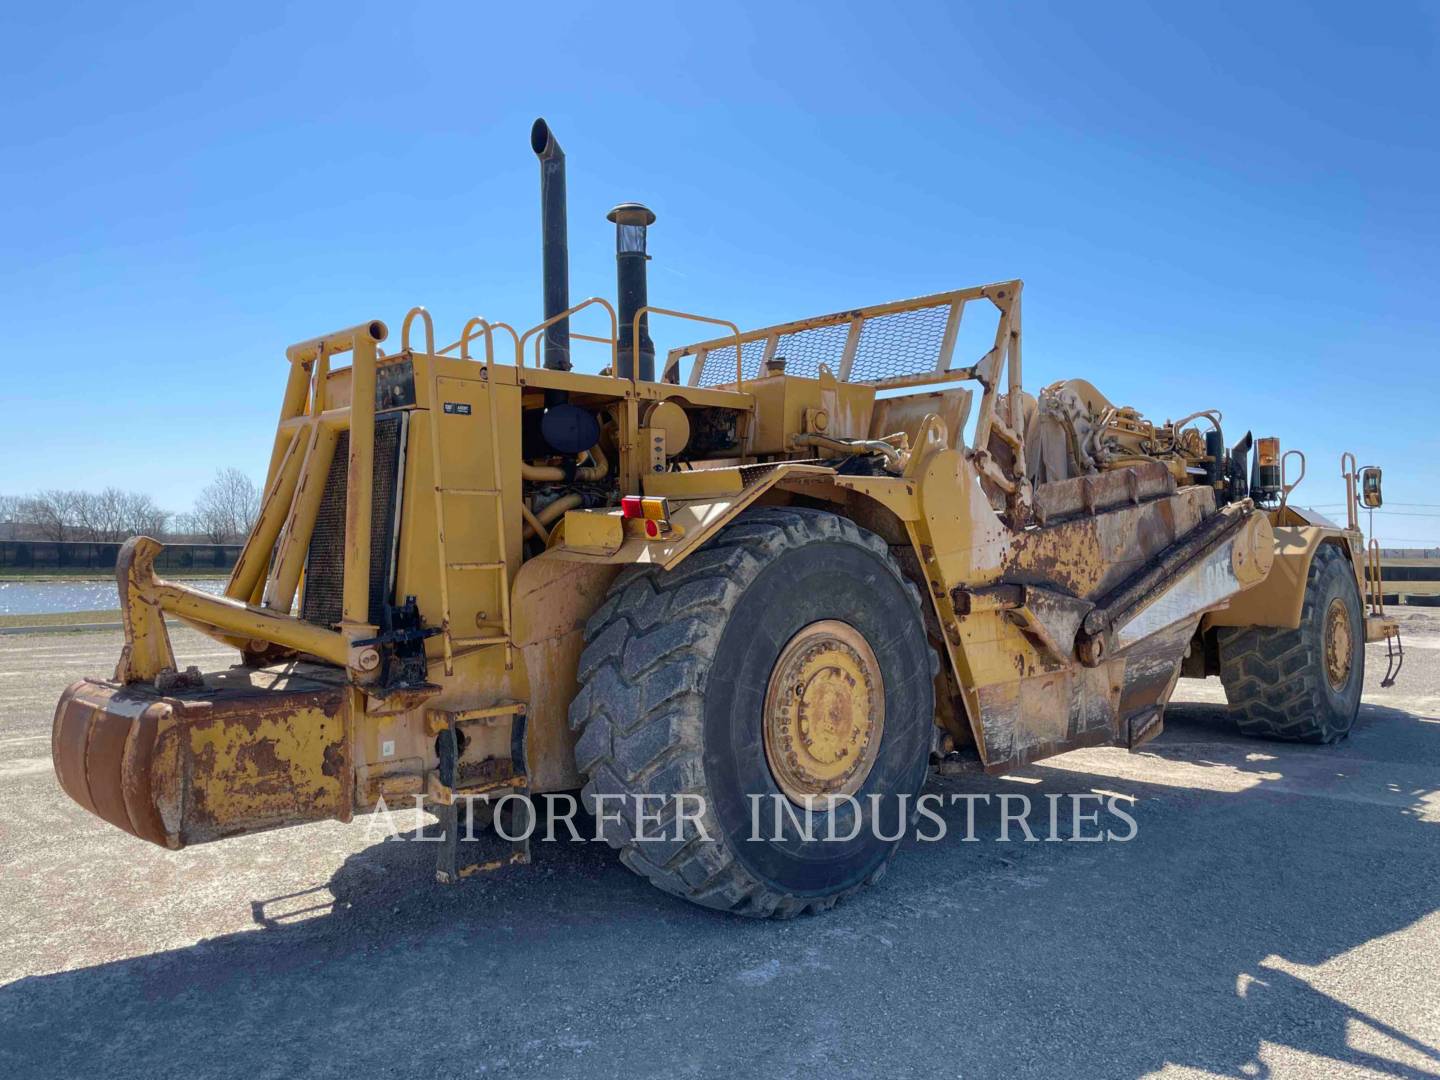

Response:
(169, 511), (200, 540)
(191, 469), (260, 544)
(125, 493), (170, 538)
(16, 490), (84, 541)
(6, 488), (173, 543)
(73, 488), (125, 542)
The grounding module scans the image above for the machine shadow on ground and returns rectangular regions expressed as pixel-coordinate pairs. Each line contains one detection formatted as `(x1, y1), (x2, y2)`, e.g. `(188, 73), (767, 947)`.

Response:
(2, 700), (1437, 1079)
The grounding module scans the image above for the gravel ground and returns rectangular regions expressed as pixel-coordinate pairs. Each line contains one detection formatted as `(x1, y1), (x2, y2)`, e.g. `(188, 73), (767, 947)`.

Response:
(0, 613), (1437, 1079)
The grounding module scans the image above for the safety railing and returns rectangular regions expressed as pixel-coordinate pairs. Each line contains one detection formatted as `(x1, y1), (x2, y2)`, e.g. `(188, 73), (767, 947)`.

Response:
(447, 317), (521, 362)
(518, 297), (618, 371)
(1277, 450), (1306, 514)
(1367, 538), (1386, 618)
(390, 299), (751, 391)
(664, 284), (1011, 390)
(1341, 452), (1360, 532)
(664, 280), (1030, 518)
(401, 307), (435, 355)
(637, 307), (745, 392)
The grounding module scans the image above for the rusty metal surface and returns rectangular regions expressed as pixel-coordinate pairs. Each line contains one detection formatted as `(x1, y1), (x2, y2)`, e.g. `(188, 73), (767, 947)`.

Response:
(113, 536), (177, 683)
(1081, 503), (1255, 641)
(52, 667), (350, 850)
(923, 469), (1256, 771)
(1031, 460), (1174, 525)
(1001, 485), (1215, 600)
(1005, 586), (1095, 663)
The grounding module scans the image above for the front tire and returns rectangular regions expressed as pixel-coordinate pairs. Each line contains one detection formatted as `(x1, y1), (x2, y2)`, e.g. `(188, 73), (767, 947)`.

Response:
(568, 507), (936, 917)
(1218, 544), (1364, 743)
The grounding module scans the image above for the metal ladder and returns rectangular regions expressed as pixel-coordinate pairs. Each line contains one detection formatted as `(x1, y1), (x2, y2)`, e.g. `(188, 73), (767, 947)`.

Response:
(1368, 538), (1404, 687)
(426, 357), (513, 676)
(1366, 538), (1387, 618)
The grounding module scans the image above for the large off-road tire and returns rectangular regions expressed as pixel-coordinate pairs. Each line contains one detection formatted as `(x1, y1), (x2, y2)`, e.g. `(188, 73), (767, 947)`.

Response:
(568, 507), (936, 917)
(1218, 544), (1364, 743)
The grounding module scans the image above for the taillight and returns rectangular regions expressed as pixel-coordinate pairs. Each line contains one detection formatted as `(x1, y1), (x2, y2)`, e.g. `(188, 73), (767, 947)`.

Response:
(620, 496), (671, 538)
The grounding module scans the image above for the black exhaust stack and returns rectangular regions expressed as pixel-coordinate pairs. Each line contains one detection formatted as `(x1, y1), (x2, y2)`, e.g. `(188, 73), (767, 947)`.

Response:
(608, 202), (656, 382)
(530, 119), (600, 455)
(531, 118), (570, 373)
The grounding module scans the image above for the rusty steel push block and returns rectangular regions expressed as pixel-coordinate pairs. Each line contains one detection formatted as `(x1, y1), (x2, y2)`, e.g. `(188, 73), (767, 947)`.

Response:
(53, 671), (351, 849)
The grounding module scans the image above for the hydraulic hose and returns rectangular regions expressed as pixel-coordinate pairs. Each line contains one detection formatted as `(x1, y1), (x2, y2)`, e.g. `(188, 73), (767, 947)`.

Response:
(792, 433), (906, 474)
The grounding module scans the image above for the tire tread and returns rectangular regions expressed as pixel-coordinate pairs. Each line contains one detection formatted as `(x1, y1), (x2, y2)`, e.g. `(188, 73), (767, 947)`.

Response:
(1218, 545), (1362, 743)
(568, 506), (931, 917)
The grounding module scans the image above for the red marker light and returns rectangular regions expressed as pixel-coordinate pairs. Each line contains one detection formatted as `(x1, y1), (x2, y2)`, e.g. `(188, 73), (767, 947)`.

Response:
(621, 495), (670, 535)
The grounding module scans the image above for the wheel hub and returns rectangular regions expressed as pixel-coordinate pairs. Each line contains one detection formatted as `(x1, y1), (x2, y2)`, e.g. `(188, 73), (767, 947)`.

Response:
(762, 620), (884, 803)
(1324, 598), (1354, 691)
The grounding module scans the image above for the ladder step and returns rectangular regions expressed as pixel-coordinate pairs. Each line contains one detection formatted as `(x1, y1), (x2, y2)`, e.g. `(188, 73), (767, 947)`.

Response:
(448, 561), (505, 571)
(451, 634), (510, 647)
(437, 487), (501, 496)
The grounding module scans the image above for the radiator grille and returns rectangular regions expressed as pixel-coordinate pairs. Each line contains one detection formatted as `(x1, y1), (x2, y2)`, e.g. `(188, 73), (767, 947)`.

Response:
(300, 414), (404, 628)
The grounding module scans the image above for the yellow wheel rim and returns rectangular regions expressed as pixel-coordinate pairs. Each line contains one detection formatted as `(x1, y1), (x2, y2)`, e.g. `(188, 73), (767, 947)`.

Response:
(1324, 598), (1354, 691)
(762, 620), (885, 804)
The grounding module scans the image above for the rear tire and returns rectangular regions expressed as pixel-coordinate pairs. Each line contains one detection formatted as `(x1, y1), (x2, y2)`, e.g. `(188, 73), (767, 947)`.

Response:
(568, 507), (936, 917)
(1218, 544), (1364, 743)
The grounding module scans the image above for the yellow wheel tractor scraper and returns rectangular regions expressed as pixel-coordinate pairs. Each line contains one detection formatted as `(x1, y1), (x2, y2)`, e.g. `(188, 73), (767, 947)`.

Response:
(52, 120), (1403, 915)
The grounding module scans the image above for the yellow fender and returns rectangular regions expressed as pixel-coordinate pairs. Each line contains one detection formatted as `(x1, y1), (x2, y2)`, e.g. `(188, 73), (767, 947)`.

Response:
(1204, 525), (1359, 631)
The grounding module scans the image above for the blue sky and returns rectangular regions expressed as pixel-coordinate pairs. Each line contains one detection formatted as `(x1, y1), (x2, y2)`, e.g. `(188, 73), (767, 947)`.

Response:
(2, 1), (1437, 542)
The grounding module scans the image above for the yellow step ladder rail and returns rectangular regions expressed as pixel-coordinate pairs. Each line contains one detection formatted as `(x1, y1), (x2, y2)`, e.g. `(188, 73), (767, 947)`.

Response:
(414, 309), (521, 676)
(1369, 537), (1404, 687)
(1366, 538), (1385, 619)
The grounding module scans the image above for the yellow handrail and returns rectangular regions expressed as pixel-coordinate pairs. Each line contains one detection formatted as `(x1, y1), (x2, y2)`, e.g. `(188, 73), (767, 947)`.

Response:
(285, 320), (389, 365)
(1367, 538), (1385, 618)
(1277, 449), (1306, 514)
(518, 297), (618, 371)
(401, 306), (435, 355)
(1340, 451), (1359, 532)
(666, 283), (1012, 385)
(636, 306), (745, 391)
(437, 318), (522, 363)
